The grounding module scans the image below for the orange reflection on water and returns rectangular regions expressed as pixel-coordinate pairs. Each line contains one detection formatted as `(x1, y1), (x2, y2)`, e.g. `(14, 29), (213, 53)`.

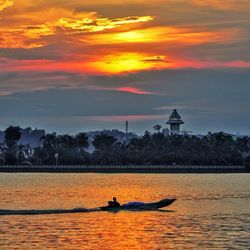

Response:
(0, 174), (249, 249)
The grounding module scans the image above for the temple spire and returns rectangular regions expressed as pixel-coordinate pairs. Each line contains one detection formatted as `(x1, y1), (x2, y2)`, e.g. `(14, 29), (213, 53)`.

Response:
(166, 109), (184, 135)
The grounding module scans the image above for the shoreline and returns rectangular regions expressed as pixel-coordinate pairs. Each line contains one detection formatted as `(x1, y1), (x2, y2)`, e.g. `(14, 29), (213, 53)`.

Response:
(0, 165), (248, 173)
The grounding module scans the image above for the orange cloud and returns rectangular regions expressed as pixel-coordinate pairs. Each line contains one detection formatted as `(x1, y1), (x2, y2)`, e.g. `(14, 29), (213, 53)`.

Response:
(83, 26), (238, 46)
(0, 11), (154, 48)
(116, 87), (156, 95)
(0, 0), (13, 11)
(168, 59), (250, 69)
(85, 85), (157, 95)
(191, 0), (250, 10)
(56, 15), (154, 33)
(0, 1), (249, 75)
(1, 56), (250, 76)
(0, 24), (55, 48)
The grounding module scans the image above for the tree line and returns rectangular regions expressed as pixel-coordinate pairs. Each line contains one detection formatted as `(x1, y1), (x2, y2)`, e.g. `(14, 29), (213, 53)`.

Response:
(0, 126), (250, 167)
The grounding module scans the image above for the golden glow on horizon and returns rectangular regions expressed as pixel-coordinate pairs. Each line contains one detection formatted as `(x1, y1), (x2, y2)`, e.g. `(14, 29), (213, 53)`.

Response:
(85, 26), (234, 46)
(88, 53), (169, 73)
(0, 0), (249, 75)
(0, 0), (13, 11)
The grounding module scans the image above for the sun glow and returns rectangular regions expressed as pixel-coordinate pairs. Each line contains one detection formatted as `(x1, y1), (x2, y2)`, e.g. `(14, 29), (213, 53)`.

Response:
(83, 26), (236, 46)
(88, 53), (169, 74)
(0, 0), (249, 77)
(114, 30), (150, 42)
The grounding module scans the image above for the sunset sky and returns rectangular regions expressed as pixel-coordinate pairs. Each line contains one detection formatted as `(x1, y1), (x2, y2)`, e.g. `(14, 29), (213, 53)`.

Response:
(0, 0), (250, 134)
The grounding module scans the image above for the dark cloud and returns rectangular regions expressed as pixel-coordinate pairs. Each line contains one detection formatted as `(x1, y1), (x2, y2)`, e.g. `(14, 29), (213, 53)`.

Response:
(0, 88), (170, 117)
(0, 0), (250, 134)
(0, 44), (66, 60)
(0, 68), (250, 134)
(140, 56), (169, 63)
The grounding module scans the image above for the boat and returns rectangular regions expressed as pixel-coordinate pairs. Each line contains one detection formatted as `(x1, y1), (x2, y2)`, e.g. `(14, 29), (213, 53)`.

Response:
(0, 198), (176, 215)
(100, 198), (176, 211)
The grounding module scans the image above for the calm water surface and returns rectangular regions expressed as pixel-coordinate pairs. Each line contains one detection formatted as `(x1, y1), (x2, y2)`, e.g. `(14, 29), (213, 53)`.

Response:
(0, 173), (249, 249)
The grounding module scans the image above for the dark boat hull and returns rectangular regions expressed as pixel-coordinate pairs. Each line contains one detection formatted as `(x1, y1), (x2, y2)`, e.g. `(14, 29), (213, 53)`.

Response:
(0, 199), (176, 215)
(100, 198), (176, 211)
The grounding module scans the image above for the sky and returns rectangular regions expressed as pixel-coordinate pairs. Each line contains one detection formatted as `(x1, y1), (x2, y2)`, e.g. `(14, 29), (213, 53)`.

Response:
(0, 0), (250, 135)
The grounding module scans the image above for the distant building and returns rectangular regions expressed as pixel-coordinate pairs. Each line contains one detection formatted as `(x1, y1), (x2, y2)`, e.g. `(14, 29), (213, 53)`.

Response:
(166, 109), (184, 135)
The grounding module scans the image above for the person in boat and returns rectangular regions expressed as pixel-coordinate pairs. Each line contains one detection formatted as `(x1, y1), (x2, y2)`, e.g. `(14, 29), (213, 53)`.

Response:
(108, 197), (120, 207)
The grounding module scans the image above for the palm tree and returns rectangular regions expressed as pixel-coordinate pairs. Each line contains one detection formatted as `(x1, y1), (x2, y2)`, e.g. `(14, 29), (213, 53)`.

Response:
(16, 144), (28, 163)
(4, 126), (21, 149)
(92, 133), (118, 164)
(3, 126), (22, 165)
(149, 133), (169, 164)
(153, 124), (162, 133)
(127, 135), (150, 165)
(236, 136), (250, 155)
(0, 143), (5, 165)
(57, 134), (75, 150)
(40, 133), (58, 164)
(40, 133), (57, 150)
(116, 141), (130, 165)
(208, 132), (234, 164)
(33, 147), (45, 165)
(75, 132), (89, 150)
(0, 143), (4, 154)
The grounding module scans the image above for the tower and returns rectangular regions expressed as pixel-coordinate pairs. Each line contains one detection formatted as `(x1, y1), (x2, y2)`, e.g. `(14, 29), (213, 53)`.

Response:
(166, 109), (184, 135)
(125, 120), (128, 134)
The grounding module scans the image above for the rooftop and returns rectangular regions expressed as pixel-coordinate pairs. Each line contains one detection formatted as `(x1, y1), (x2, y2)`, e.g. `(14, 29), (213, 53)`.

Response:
(166, 109), (184, 124)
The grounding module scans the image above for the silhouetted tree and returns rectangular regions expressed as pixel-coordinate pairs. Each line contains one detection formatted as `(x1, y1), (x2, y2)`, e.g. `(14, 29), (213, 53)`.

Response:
(3, 126), (21, 164)
(75, 132), (89, 149)
(92, 133), (119, 164)
(153, 124), (162, 133)
(1, 126), (249, 166)
(16, 144), (28, 163)
(4, 126), (21, 149)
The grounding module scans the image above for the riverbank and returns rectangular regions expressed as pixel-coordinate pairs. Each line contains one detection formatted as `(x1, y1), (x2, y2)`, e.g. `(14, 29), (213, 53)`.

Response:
(0, 165), (248, 173)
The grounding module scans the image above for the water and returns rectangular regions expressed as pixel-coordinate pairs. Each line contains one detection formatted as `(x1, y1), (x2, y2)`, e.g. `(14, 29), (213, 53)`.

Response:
(0, 173), (249, 249)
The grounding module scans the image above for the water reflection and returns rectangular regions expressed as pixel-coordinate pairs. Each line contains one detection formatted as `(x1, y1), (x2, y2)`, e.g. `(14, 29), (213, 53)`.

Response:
(0, 173), (249, 249)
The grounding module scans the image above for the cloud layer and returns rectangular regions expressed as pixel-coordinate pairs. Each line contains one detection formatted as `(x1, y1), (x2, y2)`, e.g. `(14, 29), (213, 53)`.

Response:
(0, 0), (250, 134)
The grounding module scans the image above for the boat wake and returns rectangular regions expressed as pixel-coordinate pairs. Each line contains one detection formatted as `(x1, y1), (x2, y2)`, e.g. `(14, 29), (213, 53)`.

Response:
(0, 207), (175, 216)
(0, 198), (176, 215)
(0, 207), (98, 216)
